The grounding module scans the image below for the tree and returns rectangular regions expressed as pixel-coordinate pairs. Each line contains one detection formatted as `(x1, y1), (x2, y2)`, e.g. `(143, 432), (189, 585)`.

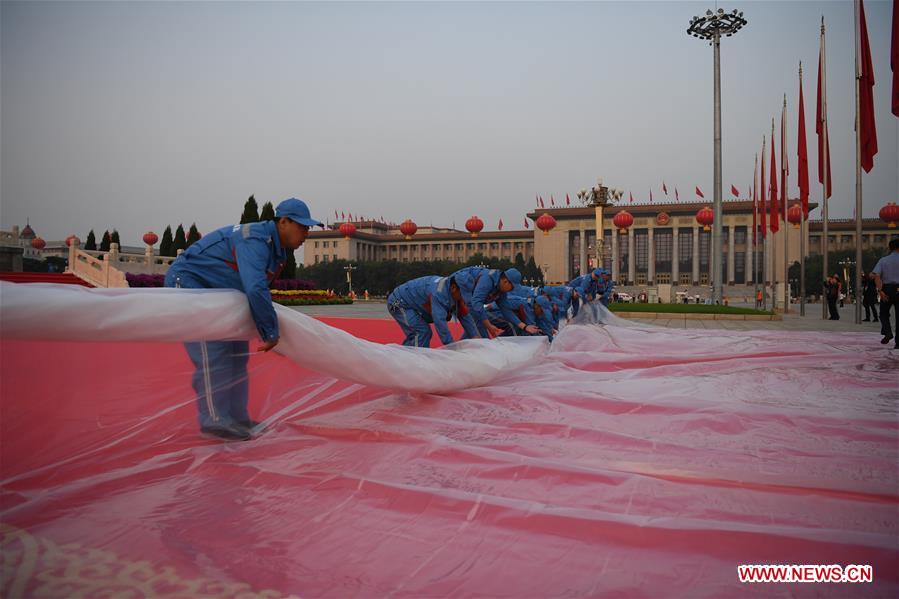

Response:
(173, 224), (187, 253)
(260, 201), (275, 221)
(281, 251), (297, 279)
(110, 230), (121, 247)
(99, 230), (111, 252)
(187, 223), (201, 247)
(514, 252), (526, 274)
(160, 226), (174, 257)
(240, 195), (259, 224)
(525, 256), (542, 284)
(84, 230), (97, 251)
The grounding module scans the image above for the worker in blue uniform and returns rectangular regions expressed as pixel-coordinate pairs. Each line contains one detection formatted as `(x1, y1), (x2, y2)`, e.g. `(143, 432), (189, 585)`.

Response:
(486, 293), (556, 340)
(450, 266), (540, 338)
(164, 197), (321, 441)
(594, 269), (615, 307)
(387, 275), (479, 347)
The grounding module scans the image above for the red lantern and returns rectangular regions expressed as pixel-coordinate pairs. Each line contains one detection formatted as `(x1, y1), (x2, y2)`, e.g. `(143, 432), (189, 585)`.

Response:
(339, 222), (357, 239)
(879, 202), (899, 229)
(536, 213), (557, 236)
(399, 219), (418, 240)
(787, 204), (802, 229)
(612, 210), (634, 233)
(465, 216), (484, 238)
(65, 235), (80, 247)
(31, 237), (46, 250)
(143, 231), (159, 246)
(696, 206), (714, 231)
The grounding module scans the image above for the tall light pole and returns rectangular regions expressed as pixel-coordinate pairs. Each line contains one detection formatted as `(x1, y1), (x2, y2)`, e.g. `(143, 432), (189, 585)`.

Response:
(688, 7), (748, 304)
(577, 179), (623, 271)
(343, 263), (357, 295)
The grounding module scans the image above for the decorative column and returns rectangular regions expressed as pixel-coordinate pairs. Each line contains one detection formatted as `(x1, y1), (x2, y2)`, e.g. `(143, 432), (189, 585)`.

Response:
(727, 225), (735, 284)
(692, 226), (700, 284)
(647, 226), (655, 285)
(744, 239), (752, 284)
(611, 231), (619, 283)
(579, 224), (587, 277)
(672, 227), (680, 285)
(627, 227), (635, 284)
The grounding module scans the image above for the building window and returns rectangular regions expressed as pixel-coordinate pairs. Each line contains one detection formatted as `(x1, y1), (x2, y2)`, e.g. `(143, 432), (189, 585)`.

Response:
(323, 241), (329, 248)
(810, 235), (820, 247)
(635, 230), (648, 272)
(734, 226), (747, 245)
(734, 252), (746, 284)
(636, 272), (647, 285)
(322, 255), (329, 263)
(678, 229), (693, 271)
(333, 254), (337, 261)
(679, 273), (691, 285)
(617, 232), (629, 280)
(699, 230), (710, 268)
(314, 241), (319, 248)
(656, 273), (671, 284)
(314, 255), (319, 263)
(654, 229), (672, 275)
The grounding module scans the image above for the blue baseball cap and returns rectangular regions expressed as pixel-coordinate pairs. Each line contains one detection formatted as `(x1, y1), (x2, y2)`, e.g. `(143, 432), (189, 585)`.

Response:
(275, 198), (323, 227)
(502, 268), (522, 286)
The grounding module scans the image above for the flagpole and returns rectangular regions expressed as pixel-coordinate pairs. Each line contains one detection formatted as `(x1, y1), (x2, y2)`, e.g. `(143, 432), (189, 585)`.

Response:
(771, 118), (778, 312)
(800, 63), (808, 317)
(754, 153), (759, 304)
(854, 0), (863, 324)
(761, 135), (768, 311)
(821, 17), (830, 321)
(782, 94), (790, 314)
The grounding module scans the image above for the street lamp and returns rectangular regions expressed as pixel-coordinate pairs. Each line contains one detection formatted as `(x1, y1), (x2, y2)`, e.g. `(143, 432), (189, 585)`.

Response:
(838, 258), (854, 300)
(687, 7), (748, 305)
(576, 179), (624, 271)
(343, 263), (357, 295)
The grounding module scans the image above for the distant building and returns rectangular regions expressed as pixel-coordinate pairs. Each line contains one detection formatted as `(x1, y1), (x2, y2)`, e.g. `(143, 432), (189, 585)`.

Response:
(306, 201), (896, 287)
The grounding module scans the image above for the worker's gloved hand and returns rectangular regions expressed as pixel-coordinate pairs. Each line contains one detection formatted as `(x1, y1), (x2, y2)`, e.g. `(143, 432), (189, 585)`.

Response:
(257, 338), (279, 353)
(485, 322), (503, 339)
(522, 324), (540, 335)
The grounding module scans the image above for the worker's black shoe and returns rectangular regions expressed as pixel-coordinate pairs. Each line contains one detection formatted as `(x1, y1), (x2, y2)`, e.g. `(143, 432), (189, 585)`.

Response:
(200, 423), (252, 441)
(881, 335), (893, 345)
(237, 419), (261, 430)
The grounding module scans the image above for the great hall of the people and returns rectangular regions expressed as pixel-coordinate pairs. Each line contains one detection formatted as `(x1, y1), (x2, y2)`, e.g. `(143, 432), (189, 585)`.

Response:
(306, 199), (896, 294)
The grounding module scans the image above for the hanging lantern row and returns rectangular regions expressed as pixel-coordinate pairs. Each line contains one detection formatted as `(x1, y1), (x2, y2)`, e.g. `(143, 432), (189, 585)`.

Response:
(535, 213), (556, 236)
(787, 204), (802, 229)
(465, 216), (484, 238)
(880, 202), (899, 229)
(696, 206), (714, 231)
(612, 210), (634, 233)
(399, 219), (418, 240)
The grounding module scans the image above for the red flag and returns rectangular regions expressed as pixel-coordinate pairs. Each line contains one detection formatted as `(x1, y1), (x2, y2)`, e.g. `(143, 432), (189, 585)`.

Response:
(566, 193), (570, 206)
(498, 218), (504, 230)
(524, 217), (529, 229)
(629, 191), (633, 203)
(341, 211), (345, 219)
(798, 63), (810, 217)
(892, 0), (898, 116)
(539, 196), (545, 208)
(536, 194), (540, 207)
(859, 0), (878, 172)
(770, 124), (780, 233)
(760, 138), (767, 239)
(816, 24), (833, 198)
(675, 187), (679, 201)
(731, 185), (740, 198)
(695, 186), (704, 198)
(662, 181), (668, 195)
(550, 195), (555, 206)
(649, 189), (653, 202)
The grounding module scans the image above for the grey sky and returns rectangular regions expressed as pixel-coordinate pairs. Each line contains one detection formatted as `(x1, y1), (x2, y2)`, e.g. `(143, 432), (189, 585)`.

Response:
(2, 0), (896, 253)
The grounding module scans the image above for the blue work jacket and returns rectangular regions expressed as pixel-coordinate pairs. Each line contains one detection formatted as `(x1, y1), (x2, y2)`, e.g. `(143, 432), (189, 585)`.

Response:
(451, 267), (523, 329)
(165, 221), (286, 342)
(389, 275), (479, 344)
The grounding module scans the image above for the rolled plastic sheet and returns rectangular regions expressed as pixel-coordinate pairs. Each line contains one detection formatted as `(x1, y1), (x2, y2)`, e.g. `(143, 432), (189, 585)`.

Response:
(1, 282), (897, 597)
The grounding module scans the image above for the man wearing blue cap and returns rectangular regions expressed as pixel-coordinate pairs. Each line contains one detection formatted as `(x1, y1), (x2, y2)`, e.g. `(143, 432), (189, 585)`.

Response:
(165, 197), (322, 441)
(450, 266), (540, 338)
(594, 269), (615, 307)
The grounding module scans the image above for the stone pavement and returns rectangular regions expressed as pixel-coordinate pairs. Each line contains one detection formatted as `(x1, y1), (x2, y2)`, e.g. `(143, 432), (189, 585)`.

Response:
(288, 300), (893, 334)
